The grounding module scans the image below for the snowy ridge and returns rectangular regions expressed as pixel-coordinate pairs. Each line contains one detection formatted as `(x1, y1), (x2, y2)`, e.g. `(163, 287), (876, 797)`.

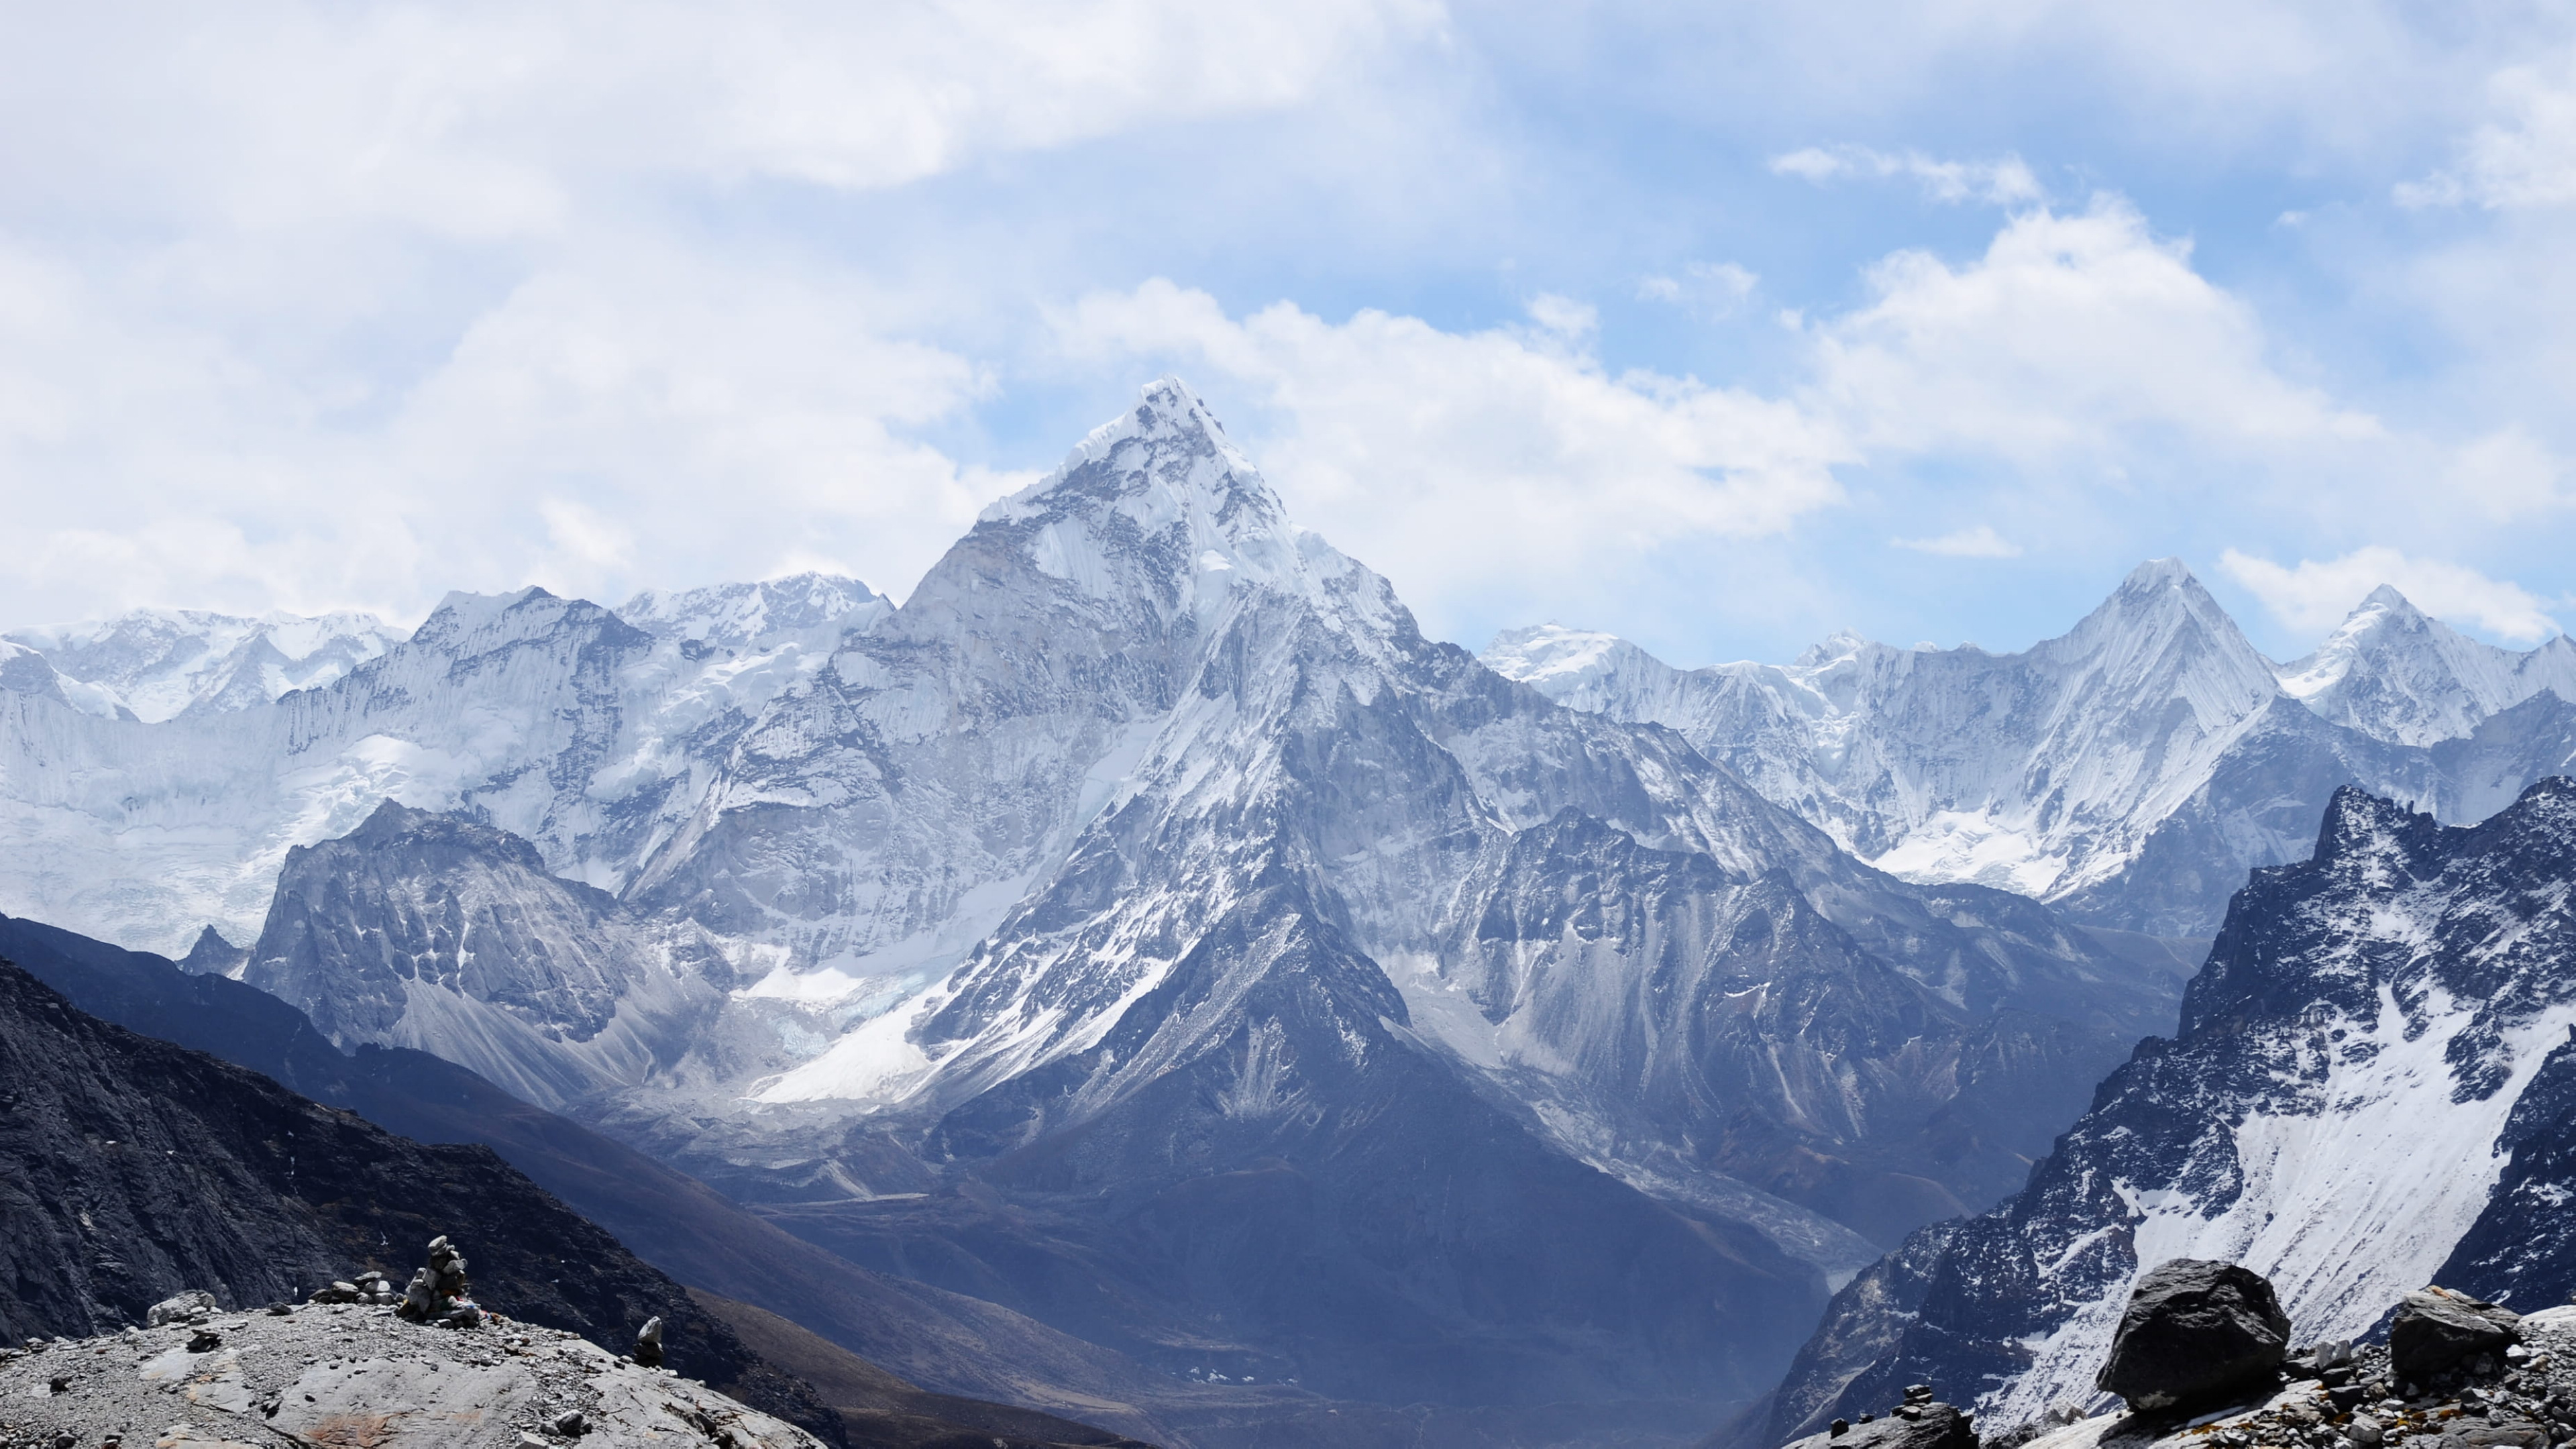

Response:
(2276, 584), (2576, 746)
(1488, 562), (2576, 935)
(4, 607), (405, 722)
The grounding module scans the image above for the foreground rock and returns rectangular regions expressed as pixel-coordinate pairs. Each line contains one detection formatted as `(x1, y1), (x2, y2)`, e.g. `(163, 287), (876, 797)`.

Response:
(2096, 1259), (2293, 1412)
(0, 1296), (824, 1449)
(2000, 1303), (2576, 1449)
(2392, 1287), (2523, 1385)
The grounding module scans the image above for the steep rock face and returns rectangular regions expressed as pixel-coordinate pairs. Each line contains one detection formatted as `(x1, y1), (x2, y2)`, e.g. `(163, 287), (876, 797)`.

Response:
(1760, 780), (2576, 1442)
(244, 801), (730, 1111)
(1490, 576), (2576, 937)
(0, 956), (841, 1440)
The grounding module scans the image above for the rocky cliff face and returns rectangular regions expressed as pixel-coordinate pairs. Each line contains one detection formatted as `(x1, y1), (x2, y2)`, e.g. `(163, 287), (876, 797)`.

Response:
(244, 801), (731, 1112)
(1758, 779), (2576, 1442)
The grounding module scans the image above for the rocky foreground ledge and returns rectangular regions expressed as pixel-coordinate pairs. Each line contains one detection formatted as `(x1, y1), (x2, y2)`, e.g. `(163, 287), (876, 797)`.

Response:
(0, 1296), (821, 1449)
(1783, 1258), (2576, 1449)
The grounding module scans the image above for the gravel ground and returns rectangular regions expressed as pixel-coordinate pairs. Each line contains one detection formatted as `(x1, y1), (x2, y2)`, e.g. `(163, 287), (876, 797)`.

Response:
(0, 1298), (824, 1449)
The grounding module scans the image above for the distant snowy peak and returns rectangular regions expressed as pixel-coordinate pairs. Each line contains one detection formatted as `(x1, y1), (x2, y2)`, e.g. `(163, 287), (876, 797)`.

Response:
(2276, 584), (2576, 747)
(2, 607), (405, 722)
(970, 376), (1344, 621)
(617, 573), (890, 651)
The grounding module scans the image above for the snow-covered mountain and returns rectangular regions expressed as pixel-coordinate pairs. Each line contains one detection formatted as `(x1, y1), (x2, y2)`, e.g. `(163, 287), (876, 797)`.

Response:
(0, 572), (887, 959)
(2275, 584), (2576, 747)
(1487, 566), (2576, 935)
(0, 380), (2193, 1442)
(1754, 779), (2576, 1442)
(3, 608), (407, 722)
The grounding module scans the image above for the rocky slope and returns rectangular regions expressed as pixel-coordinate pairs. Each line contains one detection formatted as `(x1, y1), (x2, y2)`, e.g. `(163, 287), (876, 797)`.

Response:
(1486, 571), (2576, 938)
(1754, 780), (2576, 1443)
(0, 1291), (830, 1449)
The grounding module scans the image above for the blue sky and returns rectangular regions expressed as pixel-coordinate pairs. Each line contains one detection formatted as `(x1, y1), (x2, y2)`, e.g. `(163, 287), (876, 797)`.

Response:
(5, 3), (2575, 667)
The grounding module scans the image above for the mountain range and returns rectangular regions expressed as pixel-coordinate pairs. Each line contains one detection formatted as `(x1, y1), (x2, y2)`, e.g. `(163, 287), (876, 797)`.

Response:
(1487, 573), (2576, 936)
(5, 378), (2574, 1448)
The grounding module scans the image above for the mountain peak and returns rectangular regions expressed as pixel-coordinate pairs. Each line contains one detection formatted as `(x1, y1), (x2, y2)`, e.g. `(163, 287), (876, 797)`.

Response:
(2122, 556), (2196, 589)
(2359, 582), (2419, 614)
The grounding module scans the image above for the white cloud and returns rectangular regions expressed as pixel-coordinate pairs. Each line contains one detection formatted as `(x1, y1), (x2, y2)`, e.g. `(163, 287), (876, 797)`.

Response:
(1771, 145), (2043, 206)
(1811, 198), (2383, 464)
(0, 241), (1034, 623)
(1894, 525), (2023, 557)
(2398, 50), (2576, 209)
(1053, 278), (1851, 630)
(2220, 547), (2562, 643)
(1638, 262), (1760, 315)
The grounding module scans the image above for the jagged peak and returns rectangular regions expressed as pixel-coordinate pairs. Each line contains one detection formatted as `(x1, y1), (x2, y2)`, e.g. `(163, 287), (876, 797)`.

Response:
(978, 375), (1271, 527)
(2310, 784), (2440, 867)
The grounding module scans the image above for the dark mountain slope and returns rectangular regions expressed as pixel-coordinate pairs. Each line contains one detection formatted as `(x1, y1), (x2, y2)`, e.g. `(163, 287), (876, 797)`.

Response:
(0, 955), (842, 1442)
(0, 912), (1179, 1445)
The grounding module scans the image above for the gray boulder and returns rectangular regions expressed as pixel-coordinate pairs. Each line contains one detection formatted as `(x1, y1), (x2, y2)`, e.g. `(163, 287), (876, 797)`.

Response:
(2095, 1258), (2291, 1412)
(2390, 1287), (2521, 1382)
(144, 1289), (215, 1326)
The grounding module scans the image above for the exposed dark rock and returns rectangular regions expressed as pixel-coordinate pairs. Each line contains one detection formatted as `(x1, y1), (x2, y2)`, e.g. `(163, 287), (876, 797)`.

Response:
(2392, 1287), (2522, 1383)
(2096, 1258), (2292, 1412)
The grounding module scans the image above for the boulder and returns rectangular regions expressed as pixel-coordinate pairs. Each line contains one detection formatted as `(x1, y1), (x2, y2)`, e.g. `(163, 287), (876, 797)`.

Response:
(146, 1290), (216, 1326)
(2094, 1258), (2292, 1413)
(2390, 1287), (2521, 1382)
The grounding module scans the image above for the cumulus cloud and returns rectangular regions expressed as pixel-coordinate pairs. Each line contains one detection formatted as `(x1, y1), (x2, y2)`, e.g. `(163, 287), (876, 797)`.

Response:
(2398, 50), (2576, 208)
(1053, 278), (1851, 627)
(1771, 145), (2043, 205)
(1811, 198), (2382, 463)
(2220, 547), (2563, 643)
(0, 1), (1440, 625)
(1893, 525), (2022, 557)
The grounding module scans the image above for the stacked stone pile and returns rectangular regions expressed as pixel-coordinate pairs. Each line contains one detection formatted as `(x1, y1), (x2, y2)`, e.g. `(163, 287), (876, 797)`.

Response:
(397, 1234), (483, 1328)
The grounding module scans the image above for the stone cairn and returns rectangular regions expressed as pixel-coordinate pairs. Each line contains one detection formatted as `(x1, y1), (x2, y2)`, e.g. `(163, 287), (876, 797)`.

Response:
(394, 1234), (484, 1328)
